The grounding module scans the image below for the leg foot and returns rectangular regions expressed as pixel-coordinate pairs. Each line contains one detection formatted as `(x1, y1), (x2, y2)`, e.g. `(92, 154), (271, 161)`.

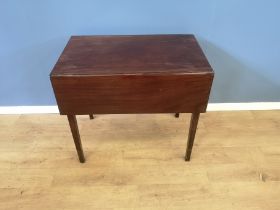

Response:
(175, 113), (179, 118)
(89, 114), (94, 120)
(185, 112), (200, 161)
(67, 115), (85, 163)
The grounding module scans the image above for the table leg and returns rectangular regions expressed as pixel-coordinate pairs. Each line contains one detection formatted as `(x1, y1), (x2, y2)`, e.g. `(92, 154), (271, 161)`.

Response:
(175, 113), (180, 118)
(185, 112), (200, 161)
(67, 115), (85, 163)
(89, 114), (94, 120)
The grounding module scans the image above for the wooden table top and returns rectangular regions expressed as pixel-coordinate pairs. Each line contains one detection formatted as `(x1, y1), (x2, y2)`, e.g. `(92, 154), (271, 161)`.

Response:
(51, 34), (213, 76)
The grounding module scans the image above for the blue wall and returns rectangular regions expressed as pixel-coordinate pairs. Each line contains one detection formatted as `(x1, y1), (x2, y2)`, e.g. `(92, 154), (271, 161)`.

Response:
(1, 0), (279, 105)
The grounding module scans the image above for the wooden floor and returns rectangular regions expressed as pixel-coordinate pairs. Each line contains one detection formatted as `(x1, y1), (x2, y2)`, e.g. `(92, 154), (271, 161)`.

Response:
(0, 111), (280, 210)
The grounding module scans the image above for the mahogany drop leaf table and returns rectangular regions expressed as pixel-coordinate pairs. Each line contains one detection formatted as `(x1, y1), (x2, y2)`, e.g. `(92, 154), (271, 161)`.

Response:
(50, 34), (214, 163)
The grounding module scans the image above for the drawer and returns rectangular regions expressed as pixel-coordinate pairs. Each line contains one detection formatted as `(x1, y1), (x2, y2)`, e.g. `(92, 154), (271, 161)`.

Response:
(51, 74), (213, 115)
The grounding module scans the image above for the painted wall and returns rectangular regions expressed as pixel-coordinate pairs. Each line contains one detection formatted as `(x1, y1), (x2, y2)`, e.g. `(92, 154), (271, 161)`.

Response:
(1, 0), (279, 105)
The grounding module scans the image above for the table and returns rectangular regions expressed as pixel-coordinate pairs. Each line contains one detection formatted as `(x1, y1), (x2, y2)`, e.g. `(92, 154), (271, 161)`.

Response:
(50, 35), (214, 163)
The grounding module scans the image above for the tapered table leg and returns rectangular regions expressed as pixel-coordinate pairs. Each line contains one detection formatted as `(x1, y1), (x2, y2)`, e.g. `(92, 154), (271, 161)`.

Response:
(175, 113), (180, 118)
(89, 114), (94, 120)
(185, 112), (200, 161)
(67, 115), (85, 163)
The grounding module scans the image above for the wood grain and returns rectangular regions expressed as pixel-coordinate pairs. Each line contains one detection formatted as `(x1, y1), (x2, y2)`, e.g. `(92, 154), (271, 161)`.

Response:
(50, 34), (214, 162)
(50, 35), (213, 76)
(0, 111), (279, 209)
(50, 34), (214, 115)
(51, 74), (213, 114)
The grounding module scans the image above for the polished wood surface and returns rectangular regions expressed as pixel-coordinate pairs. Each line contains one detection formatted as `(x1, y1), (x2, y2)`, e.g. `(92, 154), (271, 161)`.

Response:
(67, 115), (85, 163)
(51, 74), (213, 115)
(50, 35), (214, 162)
(185, 112), (200, 161)
(51, 35), (213, 76)
(50, 35), (214, 115)
(0, 111), (279, 209)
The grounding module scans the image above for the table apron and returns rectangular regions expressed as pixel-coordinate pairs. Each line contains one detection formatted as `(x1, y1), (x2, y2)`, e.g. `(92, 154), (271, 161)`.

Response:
(51, 74), (213, 115)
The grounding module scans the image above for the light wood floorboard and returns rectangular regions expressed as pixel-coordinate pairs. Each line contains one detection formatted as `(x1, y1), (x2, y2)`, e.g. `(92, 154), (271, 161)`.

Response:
(0, 111), (279, 209)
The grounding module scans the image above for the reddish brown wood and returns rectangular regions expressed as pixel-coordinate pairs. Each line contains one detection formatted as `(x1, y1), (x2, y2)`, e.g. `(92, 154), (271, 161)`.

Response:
(185, 112), (200, 161)
(51, 74), (213, 115)
(51, 35), (213, 76)
(50, 34), (214, 163)
(67, 115), (85, 163)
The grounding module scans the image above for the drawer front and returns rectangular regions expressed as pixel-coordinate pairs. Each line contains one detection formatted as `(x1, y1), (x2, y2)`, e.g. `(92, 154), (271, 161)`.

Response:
(51, 74), (213, 115)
